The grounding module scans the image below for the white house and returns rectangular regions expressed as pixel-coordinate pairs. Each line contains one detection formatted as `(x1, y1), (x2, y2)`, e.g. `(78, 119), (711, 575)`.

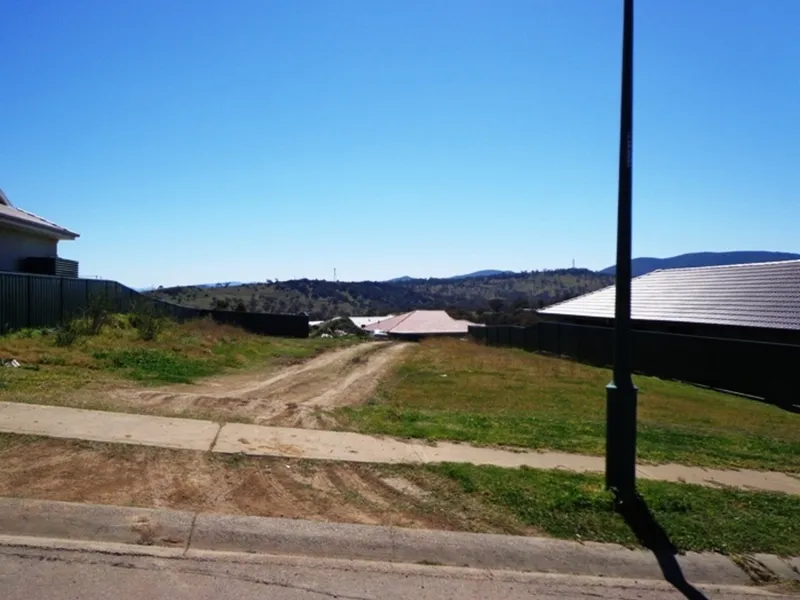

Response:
(0, 189), (79, 275)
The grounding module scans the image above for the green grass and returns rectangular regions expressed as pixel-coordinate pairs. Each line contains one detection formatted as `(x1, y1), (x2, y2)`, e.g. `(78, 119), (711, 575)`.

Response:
(339, 339), (800, 472)
(92, 349), (217, 384)
(415, 463), (800, 556)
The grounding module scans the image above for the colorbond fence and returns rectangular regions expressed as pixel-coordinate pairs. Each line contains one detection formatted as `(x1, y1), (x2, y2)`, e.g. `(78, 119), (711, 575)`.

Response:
(0, 272), (308, 338)
(470, 322), (799, 408)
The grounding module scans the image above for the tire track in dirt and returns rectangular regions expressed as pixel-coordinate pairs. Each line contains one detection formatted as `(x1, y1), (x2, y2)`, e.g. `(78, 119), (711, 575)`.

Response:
(0, 439), (470, 532)
(109, 342), (411, 427)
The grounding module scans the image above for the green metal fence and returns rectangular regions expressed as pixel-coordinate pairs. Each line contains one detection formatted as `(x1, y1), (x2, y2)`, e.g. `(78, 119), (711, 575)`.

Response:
(0, 272), (308, 338)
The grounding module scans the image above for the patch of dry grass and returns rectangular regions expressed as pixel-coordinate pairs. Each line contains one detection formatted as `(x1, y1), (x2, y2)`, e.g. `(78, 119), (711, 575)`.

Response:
(0, 317), (353, 406)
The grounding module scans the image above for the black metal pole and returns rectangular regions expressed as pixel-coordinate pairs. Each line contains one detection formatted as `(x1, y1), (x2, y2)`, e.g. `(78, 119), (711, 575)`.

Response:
(606, 0), (638, 500)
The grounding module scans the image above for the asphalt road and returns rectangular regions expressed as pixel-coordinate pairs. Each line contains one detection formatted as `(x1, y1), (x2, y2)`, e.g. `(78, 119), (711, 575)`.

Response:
(0, 545), (794, 600)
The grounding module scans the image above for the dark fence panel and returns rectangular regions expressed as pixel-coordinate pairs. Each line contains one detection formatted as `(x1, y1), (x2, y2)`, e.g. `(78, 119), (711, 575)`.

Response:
(472, 321), (799, 407)
(27, 277), (61, 328)
(538, 321), (561, 354)
(61, 278), (89, 320)
(206, 311), (309, 338)
(510, 326), (525, 349)
(0, 271), (308, 338)
(468, 325), (487, 343)
(0, 274), (28, 333)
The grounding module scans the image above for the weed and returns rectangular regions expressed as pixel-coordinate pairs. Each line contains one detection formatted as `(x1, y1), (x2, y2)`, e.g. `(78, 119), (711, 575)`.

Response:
(38, 355), (67, 366)
(130, 302), (166, 341)
(84, 296), (112, 336)
(94, 349), (215, 384)
(214, 452), (248, 468)
(54, 320), (81, 347)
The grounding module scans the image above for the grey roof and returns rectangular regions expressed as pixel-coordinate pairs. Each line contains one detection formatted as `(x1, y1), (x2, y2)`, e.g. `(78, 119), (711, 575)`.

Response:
(539, 260), (800, 331)
(0, 188), (78, 240)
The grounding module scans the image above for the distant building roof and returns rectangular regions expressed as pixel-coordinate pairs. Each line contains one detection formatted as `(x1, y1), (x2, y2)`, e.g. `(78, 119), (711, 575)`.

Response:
(539, 260), (800, 331)
(365, 310), (478, 335)
(0, 188), (79, 240)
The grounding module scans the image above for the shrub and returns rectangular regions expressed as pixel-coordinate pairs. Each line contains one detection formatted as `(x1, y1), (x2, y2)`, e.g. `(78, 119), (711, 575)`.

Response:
(54, 320), (81, 347)
(85, 296), (112, 336)
(130, 302), (166, 341)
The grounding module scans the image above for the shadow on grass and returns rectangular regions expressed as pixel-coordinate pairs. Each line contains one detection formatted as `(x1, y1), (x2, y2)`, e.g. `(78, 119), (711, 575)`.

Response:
(615, 492), (709, 600)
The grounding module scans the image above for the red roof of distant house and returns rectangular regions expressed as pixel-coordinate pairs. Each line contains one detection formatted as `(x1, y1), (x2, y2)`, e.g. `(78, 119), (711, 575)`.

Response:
(366, 310), (478, 335)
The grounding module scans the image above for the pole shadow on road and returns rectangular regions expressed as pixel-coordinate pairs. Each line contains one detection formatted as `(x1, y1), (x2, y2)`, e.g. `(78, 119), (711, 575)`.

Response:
(616, 493), (710, 600)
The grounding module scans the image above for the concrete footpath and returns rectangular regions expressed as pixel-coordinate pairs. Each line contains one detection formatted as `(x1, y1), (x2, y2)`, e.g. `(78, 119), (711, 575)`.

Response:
(1, 496), (799, 590)
(1, 401), (799, 496)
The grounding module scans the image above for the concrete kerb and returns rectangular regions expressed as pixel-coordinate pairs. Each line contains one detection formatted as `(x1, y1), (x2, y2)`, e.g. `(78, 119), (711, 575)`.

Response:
(0, 496), (790, 587)
(188, 512), (751, 585)
(0, 497), (194, 548)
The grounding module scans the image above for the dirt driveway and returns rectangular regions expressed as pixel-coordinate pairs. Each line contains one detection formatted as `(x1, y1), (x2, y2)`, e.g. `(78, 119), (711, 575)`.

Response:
(106, 341), (411, 427)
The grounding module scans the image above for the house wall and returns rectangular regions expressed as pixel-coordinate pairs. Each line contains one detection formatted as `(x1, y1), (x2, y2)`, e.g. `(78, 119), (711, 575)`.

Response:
(0, 225), (58, 272)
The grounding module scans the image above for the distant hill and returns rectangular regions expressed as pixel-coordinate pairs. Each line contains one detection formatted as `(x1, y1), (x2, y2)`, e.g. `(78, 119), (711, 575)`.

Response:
(147, 269), (614, 320)
(388, 269), (512, 282)
(602, 251), (800, 277)
(449, 269), (514, 279)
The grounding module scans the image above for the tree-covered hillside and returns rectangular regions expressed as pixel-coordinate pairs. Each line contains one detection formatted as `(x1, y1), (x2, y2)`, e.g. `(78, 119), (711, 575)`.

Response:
(146, 269), (614, 321)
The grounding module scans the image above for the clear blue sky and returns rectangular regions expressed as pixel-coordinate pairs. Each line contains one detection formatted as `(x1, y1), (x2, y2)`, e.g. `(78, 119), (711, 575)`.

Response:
(2, 0), (798, 288)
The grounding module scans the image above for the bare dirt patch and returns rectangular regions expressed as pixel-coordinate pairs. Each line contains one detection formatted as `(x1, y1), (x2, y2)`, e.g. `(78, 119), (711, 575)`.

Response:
(103, 342), (411, 426)
(0, 436), (522, 533)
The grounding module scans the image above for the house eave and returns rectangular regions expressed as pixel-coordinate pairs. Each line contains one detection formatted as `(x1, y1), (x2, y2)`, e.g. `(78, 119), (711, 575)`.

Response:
(0, 213), (79, 241)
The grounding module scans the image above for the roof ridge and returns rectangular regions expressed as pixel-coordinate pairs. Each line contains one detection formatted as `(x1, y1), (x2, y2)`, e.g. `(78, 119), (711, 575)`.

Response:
(651, 258), (800, 274)
(537, 280), (617, 312)
(393, 311), (416, 328)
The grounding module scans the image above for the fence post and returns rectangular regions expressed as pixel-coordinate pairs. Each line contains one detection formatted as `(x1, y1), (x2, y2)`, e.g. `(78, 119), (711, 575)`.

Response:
(26, 276), (32, 328)
(60, 277), (65, 324)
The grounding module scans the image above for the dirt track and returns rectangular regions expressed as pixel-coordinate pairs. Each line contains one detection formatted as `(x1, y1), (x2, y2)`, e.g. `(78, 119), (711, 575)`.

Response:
(108, 342), (410, 427)
(0, 437), (529, 534)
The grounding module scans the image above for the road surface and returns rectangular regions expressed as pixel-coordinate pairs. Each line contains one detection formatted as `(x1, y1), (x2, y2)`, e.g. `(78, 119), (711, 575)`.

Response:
(0, 545), (793, 600)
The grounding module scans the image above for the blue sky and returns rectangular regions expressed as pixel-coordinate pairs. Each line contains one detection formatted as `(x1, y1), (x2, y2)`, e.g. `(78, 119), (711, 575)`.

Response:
(2, 0), (798, 288)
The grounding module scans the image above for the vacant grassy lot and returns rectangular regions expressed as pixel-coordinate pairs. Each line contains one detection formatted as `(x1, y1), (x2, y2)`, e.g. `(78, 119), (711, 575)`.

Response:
(0, 316), (352, 409)
(338, 339), (800, 472)
(0, 433), (797, 555)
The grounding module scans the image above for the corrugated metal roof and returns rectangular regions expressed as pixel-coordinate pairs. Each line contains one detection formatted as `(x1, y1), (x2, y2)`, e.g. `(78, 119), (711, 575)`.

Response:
(539, 259), (800, 331)
(0, 194), (79, 240)
(365, 310), (478, 335)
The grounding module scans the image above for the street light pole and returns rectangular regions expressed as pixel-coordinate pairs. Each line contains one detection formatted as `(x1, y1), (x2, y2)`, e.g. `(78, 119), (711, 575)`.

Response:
(606, 0), (638, 500)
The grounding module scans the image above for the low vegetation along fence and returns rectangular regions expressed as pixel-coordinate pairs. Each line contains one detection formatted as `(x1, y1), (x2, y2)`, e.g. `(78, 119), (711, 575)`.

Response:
(0, 272), (308, 338)
(470, 322), (799, 407)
